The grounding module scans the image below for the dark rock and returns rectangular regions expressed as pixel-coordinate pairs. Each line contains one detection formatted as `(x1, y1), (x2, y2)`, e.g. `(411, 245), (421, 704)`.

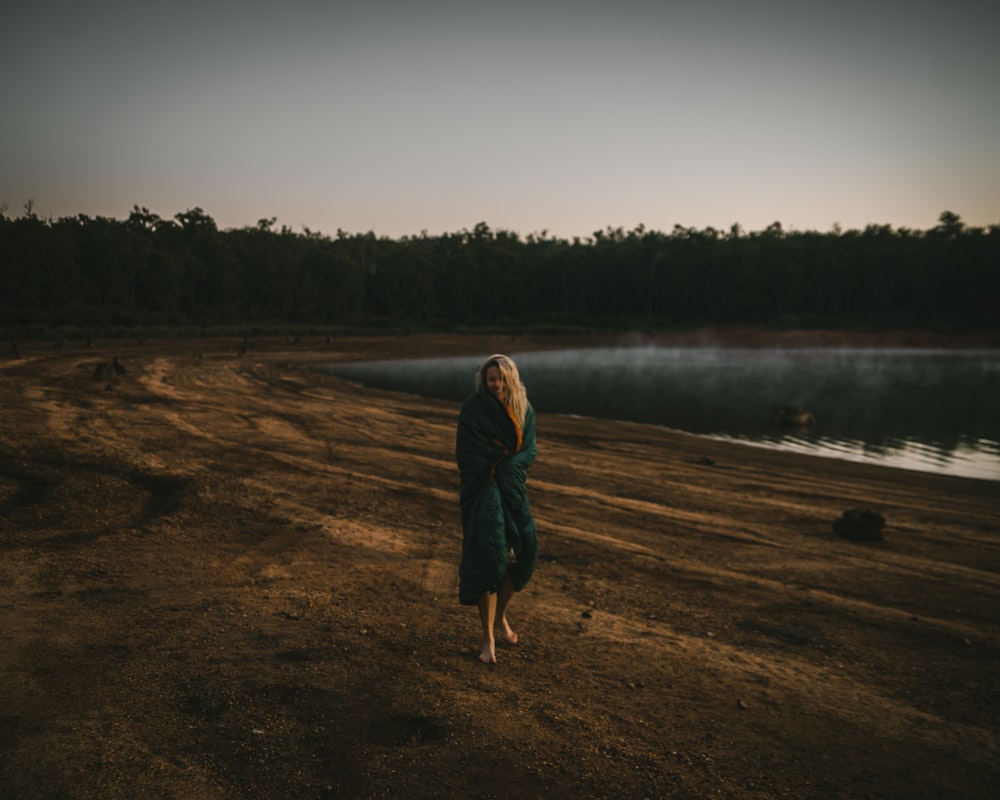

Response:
(833, 508), (886, 541)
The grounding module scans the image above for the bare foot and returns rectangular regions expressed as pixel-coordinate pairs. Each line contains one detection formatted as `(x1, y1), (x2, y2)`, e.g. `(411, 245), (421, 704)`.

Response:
(478, 640), (496, 664)
(499, 617), (519, 646)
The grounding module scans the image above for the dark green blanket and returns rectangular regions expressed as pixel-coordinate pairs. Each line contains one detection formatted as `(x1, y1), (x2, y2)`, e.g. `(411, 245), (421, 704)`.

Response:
(456, 386), (538, 606)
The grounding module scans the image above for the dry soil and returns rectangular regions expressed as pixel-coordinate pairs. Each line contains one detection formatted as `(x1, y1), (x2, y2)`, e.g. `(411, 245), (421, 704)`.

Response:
(1, 330), (998, 799)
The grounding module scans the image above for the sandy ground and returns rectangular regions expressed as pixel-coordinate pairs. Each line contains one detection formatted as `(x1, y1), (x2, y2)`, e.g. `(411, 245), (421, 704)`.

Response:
(1, 330), (998, 800)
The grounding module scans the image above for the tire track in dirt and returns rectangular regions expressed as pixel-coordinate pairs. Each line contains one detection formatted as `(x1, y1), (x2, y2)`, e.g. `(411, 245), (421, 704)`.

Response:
(133, 355), (463, 600)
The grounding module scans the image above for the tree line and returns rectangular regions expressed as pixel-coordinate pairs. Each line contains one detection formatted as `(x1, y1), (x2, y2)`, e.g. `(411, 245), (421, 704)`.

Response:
(1, 204), (996, 334)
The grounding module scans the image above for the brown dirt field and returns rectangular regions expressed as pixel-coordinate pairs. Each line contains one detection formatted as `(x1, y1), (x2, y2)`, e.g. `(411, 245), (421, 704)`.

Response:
(1, 330), (998, 800)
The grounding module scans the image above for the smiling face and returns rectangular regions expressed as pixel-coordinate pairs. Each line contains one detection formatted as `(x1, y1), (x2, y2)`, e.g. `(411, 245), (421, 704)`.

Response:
(485, 365), (504, 400)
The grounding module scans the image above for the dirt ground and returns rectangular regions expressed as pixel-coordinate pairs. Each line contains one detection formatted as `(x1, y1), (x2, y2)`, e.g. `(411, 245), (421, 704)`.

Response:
(1, 330), (998, 800)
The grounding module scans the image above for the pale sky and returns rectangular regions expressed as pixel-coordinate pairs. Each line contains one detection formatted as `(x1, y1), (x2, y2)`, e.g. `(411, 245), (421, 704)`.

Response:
(3, 0), (998, 238)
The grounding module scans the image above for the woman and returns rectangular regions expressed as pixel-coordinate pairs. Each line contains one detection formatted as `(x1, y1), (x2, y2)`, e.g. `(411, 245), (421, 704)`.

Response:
(456, 354), (538, 664)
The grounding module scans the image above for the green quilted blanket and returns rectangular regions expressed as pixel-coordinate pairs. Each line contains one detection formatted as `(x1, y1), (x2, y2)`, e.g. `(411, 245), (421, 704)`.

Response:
(456, 386), (538, 605)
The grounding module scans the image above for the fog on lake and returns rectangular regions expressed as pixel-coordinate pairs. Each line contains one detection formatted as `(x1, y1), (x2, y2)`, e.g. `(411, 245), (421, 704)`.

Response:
(323, 348), (1000, 482)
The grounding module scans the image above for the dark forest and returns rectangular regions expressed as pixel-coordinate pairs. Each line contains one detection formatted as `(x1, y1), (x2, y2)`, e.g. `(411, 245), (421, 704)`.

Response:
(1, 204), (996, 335)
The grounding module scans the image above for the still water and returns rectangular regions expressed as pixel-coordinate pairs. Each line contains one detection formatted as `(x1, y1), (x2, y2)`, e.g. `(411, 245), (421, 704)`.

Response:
(324, 348), (1000, 481)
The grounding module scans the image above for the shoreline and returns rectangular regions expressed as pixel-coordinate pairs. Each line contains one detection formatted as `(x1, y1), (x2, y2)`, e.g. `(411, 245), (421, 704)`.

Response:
(311, 331), (1000, 484)
(702, 430), (999, 484)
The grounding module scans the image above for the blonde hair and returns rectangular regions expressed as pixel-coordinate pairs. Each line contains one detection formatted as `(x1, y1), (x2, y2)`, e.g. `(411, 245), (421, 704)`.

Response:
(475, 353), (528, 426)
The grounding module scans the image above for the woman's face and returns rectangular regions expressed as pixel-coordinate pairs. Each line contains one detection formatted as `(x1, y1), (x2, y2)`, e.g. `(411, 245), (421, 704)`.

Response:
(485, 365), (504, 399)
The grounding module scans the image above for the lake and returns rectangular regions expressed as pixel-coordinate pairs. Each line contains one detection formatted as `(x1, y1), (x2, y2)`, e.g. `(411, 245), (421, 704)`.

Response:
(323, 347), (1000, 481)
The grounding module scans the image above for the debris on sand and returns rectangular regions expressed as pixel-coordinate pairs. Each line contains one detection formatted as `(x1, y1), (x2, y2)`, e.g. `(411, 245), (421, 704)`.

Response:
(769, 405), (816, 427)
(833, 508), (886, 541)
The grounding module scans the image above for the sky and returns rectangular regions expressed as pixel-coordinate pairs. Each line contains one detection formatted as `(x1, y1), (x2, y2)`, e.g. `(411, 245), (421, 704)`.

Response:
(3, 0), (999, 239)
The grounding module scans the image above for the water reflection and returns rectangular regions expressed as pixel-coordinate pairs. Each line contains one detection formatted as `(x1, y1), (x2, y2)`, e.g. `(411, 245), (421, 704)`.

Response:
(323, 348), (1000, 481)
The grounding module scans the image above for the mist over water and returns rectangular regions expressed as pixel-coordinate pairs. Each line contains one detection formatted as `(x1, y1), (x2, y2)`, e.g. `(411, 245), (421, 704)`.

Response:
(323, 348), (1000, 481)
